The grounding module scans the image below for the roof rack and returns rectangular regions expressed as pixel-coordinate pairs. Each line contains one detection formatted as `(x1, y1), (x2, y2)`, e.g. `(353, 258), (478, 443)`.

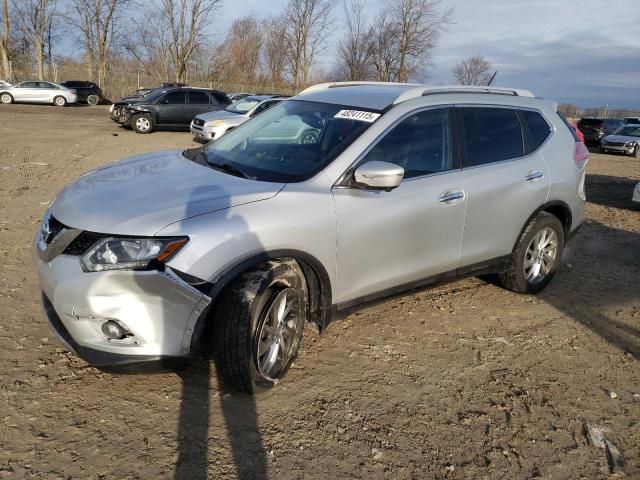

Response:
(299, 81), (425, 95)
(299, 81), (535, 105)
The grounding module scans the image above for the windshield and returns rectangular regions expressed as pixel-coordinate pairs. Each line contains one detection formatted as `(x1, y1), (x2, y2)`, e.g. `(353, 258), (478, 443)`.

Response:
(203, 100), (380, 182)
(225, 98), (263, 114)
(613, 126), (640, 137)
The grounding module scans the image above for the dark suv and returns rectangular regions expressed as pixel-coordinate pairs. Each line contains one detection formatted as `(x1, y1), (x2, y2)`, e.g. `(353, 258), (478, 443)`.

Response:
(60, 81), (103, 105)
(576, 117), (623, 145)
(110, 87), (231, 133)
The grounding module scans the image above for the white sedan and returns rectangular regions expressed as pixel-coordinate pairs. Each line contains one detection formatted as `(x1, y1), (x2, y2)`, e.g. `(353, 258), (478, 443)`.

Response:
(0, 81), (78, 106)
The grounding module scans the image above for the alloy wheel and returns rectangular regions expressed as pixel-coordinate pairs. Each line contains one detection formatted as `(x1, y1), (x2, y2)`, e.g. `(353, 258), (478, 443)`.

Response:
(136, 117), (151, 132)
(524, 227), (558, 284)
(255, 288), (300, 378)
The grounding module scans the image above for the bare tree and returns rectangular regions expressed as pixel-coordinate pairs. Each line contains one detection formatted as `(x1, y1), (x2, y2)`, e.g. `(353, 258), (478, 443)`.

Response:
(125, 12), (173, 82)
(262, 16), (288, 87)
(387, 0), (452, 82)
(334, 0), (372, 80)
(0, 0), (10, 80)
(160, 0), (221, 83)
(69, 0), (129, 86)
(223, 16), (262, 85)
(283, 0), (336, 89)
(14, 0), (58, 80)
(453, 55), (492, 85)
(370, 14), (400, 81)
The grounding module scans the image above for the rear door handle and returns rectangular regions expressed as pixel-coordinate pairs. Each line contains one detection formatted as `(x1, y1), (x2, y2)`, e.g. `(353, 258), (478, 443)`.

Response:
(438, 190), (465, 203)
(524, 170), (544, 181)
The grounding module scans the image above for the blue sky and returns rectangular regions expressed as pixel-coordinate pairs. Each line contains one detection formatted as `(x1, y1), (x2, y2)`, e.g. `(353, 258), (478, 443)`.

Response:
(214, 0), (640, 109)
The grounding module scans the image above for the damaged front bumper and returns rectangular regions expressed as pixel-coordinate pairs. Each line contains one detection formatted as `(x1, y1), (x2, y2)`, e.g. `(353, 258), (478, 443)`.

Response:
(33, 238), (210, 366)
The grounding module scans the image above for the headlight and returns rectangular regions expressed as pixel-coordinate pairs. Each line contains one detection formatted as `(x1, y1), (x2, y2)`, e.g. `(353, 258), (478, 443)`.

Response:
(81, 237), (188, 272)
(211, 120), (225, 127)
(109, 104), (114, 113)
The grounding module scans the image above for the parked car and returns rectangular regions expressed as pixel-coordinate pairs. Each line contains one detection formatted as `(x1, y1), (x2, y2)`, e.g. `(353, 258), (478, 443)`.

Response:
(600, 124), (640, 157)
(0, 81), (77, 106)
(110, 87), (231, 133)
(33, 82), (587, 393)
(228, 92), (253, 102)
(576, 117), (623, 145)
(623, 117), (640, 125)
(60, 80), (103, 105)
(190, 95), (288, 142)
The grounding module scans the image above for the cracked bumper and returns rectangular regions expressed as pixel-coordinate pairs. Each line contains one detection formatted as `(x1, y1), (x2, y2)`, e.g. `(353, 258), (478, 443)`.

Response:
(33, 240), (210, 365)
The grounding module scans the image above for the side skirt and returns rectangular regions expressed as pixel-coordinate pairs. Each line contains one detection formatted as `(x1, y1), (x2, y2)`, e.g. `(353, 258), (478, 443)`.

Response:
(332, 255), (510, 319)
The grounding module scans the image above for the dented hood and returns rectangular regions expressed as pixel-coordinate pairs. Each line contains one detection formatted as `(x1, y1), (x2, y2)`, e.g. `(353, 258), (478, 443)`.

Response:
(50, 149), (284, 235)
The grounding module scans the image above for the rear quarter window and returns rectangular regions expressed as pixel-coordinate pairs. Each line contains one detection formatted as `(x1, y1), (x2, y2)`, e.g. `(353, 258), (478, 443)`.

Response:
(459, 107), (525, 167)
(520, 110), (552, 153)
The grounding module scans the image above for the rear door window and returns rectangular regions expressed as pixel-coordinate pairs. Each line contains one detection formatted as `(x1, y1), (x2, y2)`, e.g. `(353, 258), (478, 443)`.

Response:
(459, 107), (525, 167)
(519, 110), (552, 153)
(188, 91), (210, 104)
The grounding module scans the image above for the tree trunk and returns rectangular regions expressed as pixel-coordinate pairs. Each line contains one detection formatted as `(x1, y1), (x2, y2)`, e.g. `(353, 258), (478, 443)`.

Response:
(1, 0), (10, 79)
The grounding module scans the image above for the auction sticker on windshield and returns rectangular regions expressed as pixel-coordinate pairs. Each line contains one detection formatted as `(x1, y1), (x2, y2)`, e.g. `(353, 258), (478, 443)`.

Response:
(334, 110), (381, 123)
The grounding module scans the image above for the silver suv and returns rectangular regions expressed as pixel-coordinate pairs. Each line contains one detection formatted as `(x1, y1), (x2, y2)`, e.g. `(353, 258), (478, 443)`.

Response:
(33, 82), (589, 392)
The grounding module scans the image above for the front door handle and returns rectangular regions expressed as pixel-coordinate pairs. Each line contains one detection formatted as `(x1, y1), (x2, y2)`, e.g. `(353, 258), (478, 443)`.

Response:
(438, 190), (465, 203)
(524, 170), (544, 181)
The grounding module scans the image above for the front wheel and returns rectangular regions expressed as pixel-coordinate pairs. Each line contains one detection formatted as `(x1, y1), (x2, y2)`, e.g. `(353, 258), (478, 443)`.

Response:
(213, 260), (308, 393)
(53, 95), (67, 107)
(87, 94), (100, 106)
(497, 212), (565, 294)
(631, 144), (639, 158)
(132, 113), (154, 134)
(0, 93), (13, 104)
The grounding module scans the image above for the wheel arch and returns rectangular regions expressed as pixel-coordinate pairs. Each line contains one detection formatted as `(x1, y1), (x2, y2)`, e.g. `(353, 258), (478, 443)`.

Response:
(516, 200), (573, 245)
(190, 249), (333, 355)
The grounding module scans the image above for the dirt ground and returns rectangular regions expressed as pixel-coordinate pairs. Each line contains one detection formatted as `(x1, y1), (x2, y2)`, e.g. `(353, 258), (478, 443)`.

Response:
(0, 104), (639, 480)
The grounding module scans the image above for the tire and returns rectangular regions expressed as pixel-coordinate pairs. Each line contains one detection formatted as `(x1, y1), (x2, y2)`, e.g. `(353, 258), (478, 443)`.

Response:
(496, 212), (565, 294)
(132, 113), (154, 134)
(213, 260), (308, 393)
(53, 96), (67, 107)
(631, 145), (639, 158)
(0, 93), (12, 104)
(87, 94), (100, 106)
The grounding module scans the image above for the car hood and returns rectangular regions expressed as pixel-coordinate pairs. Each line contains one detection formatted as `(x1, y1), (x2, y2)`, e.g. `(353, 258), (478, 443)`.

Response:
(603, 134), (639, 143)
(196, 110), (246, 123)
(50, 150), (285, 236)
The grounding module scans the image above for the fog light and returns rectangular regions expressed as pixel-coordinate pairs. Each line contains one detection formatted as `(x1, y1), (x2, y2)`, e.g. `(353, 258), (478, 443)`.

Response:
(102, 320), (127, 340)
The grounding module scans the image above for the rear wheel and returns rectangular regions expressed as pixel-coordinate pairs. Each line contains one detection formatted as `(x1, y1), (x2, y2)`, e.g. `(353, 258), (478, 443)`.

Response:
(132, 113), (154, 134)
(0, 93), (12, 104)
(213, 260), (307, 393)
(53, 96), (67, 107)
(496, 212), (565, 294)
(87, 94), (100, 106)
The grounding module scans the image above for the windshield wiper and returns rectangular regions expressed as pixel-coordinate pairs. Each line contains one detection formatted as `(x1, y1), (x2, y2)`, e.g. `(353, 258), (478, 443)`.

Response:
(207, 159), (251, 179)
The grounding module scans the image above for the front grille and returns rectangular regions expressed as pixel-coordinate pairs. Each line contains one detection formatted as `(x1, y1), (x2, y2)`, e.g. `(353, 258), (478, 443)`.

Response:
(605, 142), (625, 147)
(63, 231), (106, 255)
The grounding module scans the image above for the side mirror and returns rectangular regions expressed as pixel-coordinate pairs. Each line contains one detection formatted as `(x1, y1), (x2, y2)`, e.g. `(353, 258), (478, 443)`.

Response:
(353, 161), (404, 191)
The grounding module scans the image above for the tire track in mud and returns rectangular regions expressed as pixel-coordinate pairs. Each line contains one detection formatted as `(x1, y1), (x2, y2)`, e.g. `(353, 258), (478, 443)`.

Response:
(15, 146), (36, 197)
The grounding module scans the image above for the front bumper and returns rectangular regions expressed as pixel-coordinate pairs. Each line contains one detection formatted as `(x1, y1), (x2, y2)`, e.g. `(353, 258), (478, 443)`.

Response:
(33, 239), (210, 366)
(190, 123), (223, 141)
(601, 143), (635, 154)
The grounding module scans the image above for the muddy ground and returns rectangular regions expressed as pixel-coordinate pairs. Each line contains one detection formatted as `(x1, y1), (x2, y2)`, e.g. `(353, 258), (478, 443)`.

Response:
(0, 104), (639, 479)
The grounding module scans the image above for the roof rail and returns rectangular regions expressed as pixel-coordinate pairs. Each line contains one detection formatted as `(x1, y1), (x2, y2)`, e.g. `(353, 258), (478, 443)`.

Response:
(299, 81), (424, 95)
(393, 85), (535, 104)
